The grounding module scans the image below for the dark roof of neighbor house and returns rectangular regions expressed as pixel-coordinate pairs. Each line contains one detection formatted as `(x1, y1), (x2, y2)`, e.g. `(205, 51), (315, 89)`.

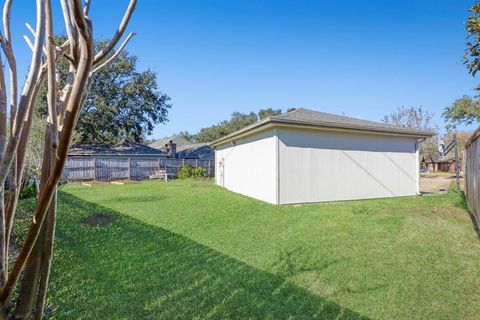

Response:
(176, 143), (214, 159)
(148, 136), (190, 150)
(69, 142), (168, 156)
(211, 108), (436, 146)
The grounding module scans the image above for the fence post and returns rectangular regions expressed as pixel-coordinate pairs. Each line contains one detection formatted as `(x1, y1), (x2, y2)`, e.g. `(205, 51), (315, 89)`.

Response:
(454, 134), (460, 192)
(128, 157), (131, 180)
(93, 157), (96, 181)
(208, 160), (211, 177)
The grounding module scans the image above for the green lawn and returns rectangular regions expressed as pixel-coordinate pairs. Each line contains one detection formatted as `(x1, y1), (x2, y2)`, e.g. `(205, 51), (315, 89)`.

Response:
(16, 180), (480, 319)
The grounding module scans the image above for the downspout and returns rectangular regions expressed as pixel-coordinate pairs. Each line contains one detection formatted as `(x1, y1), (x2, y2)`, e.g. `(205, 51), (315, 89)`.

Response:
(415, 138), (425, 195)
(274, 128), (280, 205)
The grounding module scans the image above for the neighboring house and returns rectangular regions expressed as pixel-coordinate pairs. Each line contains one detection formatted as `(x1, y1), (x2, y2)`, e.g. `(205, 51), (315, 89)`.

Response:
(176, 143), (215, 160)
(69, 142), (168, 158)
(211, 108), (435, 205)
(149, 136), (215, 160)
(148, 136), (190, 151)
(422, 155), (462, 173)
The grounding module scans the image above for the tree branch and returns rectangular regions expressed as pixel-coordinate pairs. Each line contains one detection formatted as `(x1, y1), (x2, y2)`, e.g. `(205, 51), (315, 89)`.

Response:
(0, 0), (46, 185)
(45, 0), (58, 149)
(60, 0), (78, 62)
(0, 0), (93, 305)
(93, 0), (136, 65)
(91, 32), (135, 74)
(83, 0), (91, 15)
(22, 35), (34, 51)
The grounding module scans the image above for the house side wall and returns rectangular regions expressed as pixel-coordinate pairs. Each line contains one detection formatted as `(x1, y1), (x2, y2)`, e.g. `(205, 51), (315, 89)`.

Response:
(277, 128), (418, 204)
(215, 129), (277, 204)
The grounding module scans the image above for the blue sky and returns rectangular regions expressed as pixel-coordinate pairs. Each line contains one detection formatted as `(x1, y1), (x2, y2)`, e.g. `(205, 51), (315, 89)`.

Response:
(9, 0), (480, 138)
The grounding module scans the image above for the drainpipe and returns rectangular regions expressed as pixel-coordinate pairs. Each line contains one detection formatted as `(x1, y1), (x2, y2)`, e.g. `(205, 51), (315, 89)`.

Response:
(415, 138), (425, 195)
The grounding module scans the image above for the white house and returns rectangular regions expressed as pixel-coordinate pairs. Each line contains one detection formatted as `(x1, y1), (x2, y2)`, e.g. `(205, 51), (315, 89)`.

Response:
(211, 108), (435, 205)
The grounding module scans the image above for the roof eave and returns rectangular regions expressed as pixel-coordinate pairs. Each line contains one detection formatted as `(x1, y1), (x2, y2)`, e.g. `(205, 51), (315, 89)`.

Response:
(210, 118), (435, 147)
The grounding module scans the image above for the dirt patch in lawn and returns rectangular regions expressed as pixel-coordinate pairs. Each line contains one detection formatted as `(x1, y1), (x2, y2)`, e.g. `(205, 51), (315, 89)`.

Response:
(420, 176), (461, 195)
(111, 180), (139, 185)
(81, 213), (117, 227)
(404, 206), (471, 222)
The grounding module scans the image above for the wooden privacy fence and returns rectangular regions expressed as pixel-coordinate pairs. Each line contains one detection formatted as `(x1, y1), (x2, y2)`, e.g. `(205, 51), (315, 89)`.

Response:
(62, 157), (215, 182)
(464, 128), (480, 225)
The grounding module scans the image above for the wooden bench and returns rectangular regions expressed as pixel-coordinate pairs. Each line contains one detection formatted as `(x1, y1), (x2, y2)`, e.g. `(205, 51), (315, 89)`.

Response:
(149, 169), (170, 181)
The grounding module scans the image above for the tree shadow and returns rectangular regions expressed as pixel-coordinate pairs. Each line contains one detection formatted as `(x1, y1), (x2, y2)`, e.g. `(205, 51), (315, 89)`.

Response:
(49, 192), (369, 319)
(456, 191), (480, 240)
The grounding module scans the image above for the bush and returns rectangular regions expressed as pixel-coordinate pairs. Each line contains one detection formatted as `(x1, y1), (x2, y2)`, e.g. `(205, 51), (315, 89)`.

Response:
(19, 178), (38, 199)
(193, 166), (207, 178)
(178, 166), (194, 179)
(178, 166), (208, 179)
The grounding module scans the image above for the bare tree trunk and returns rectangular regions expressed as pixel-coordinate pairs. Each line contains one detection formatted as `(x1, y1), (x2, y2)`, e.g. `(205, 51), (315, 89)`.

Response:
(13, 130), (53, 319)
(0, 0), (137, 318)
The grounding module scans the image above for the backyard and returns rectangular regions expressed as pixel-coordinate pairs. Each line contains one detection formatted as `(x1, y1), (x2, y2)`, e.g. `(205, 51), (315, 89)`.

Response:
(16, 180), (480, 319)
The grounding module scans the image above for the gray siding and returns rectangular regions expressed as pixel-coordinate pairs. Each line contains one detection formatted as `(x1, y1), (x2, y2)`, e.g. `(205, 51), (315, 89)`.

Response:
(277, 128), (418, 204)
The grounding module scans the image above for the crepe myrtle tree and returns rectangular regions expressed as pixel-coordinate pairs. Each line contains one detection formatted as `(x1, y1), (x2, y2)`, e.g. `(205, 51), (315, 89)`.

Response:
(0, 0), (137, 318)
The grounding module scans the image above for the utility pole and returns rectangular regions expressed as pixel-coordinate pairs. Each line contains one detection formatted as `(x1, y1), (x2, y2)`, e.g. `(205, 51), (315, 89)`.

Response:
(443, 133), (461, 192)
(454, 133), (460, 192)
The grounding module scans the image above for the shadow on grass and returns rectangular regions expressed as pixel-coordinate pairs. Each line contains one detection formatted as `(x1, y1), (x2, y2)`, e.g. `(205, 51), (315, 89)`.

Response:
(50, 192), (368, 319)
(456, 191), (480, 240)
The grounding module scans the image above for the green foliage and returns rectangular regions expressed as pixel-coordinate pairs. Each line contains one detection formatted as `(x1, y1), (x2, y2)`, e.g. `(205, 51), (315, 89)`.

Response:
(15, 180), (480, 318)
(178, 166), (194, 179)
(442, 2), (480, 129)
(258, 108), (282, 120)
(442, 4), (480, 129)
(177, 108), (292, 143)
(465, 2), (480, 77)
(194, 111), (259, 143)
(178, 166), (208, 179)
(443, 96), (480, 129)
(176, 131), (196, 143)
(19, 178), (37, 200)
(24, 113), (46, 184)
(193, 166), (207, 178)
(37, 38), (171, 145)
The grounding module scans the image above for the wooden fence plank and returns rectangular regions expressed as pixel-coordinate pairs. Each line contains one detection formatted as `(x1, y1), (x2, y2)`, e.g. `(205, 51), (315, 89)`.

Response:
(465, 128), (480, 225)
(63, 156), (215, 182)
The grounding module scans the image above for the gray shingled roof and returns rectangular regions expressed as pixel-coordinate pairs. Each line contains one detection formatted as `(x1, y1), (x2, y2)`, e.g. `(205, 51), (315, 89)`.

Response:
(69, 142), (168, 156)
(149, 136), (190, 150)
(176, 143), (214, 159)
(211, 108), (435, 146)
(271, 108), (435, 135)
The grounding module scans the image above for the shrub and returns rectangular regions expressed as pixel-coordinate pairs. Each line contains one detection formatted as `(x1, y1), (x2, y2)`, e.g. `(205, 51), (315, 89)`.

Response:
(193, 166), (207, 178)
(19, 178), (38, 199)
(178, 166), (208, 179)
(178, 166), (194, 179)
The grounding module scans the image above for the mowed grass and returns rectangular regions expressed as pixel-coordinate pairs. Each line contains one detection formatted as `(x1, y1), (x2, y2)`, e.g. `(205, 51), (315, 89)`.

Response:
(16, 180), (480, 319)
